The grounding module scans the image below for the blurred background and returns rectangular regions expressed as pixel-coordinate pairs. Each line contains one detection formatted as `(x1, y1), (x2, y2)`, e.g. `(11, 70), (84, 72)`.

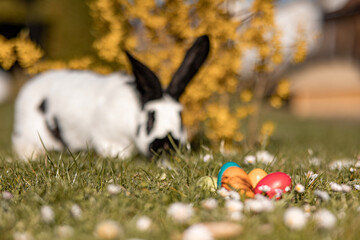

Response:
(0, 0), (359, 150)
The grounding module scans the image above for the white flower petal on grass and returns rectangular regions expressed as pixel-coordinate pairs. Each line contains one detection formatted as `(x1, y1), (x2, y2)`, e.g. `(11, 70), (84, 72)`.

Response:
(2, 191), (13, 201)
(306, 171), (319, 185)
(107, 184), (123, 195)
(228, 191), (240, 200)
(217, 188), (230, 199)
(305, 171), (315, 178)
(201, 198), (218, 210)
(313, 209), (337, 229)
(354, 185), (360, 190)
(283, 207), (308, 230)
(256, 150), (275, 164)
(203, 154), (213, 163)
(330, 182), (343, 192)
(56, 225), (74, 238)
(136, 216), (152, 231)
(167, 202), (194, 223)
(308, 148), (314, 155)
(13, 232), (34, 240)
(183, 224), (213, 240)
(329, 159), (355, 170)
(295, 184), (305, 193)
(258, 185), (271, 193)
(341, 184), (352, 193)
(229, 211), (244, 221)
(158, 173), (167, 181)
(225, 200), (244, 213)
(245, 199), (263, 213)
(350, 168), (356, 172)
(245, 195), (274, 213)
(274, 189), (284, 199)
(71, 204), (82, 219)
(314, 190), (330, 202)
(329, 182), (351, 193)
(309, 157), (321, 166)
(303, 204), (315, 217)
(41, 205), (55, 223)
(256, 195), (275, 212)
(244, 155), (256, 165)
(355, 161), (360, 168)
(94, 220), (123, 240)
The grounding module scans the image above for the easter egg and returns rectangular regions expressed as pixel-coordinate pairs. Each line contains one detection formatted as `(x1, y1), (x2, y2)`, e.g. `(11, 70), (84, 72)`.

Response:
(254, 172), (292, 199)
(217, 162), (241, 187)
(218, 163), (254, 198)
(197, 176), (217, 192)
(248, 168), (267, 188)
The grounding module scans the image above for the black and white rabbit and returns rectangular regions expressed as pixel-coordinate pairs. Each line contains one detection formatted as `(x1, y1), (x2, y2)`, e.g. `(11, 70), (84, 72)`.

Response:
(12, 35), (210, 159)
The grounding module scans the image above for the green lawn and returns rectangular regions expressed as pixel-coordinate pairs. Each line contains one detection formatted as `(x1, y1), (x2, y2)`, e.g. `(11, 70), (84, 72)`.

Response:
(1, 101), (360, 240)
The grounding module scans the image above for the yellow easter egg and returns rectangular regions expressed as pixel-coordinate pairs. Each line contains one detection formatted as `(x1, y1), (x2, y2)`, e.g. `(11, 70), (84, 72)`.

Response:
(248, 168), (268, 189)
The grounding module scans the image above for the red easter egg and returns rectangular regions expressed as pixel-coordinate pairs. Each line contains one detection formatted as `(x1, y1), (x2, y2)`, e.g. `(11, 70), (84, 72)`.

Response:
(254, 172), (292, 199)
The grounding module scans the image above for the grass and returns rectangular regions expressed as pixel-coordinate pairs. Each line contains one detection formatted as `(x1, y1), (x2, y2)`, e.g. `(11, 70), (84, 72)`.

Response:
(0, 101), (360, 240)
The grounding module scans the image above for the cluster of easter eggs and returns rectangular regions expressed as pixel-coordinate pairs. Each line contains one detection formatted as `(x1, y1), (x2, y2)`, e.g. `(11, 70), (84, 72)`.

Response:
(217, 162), (292, 199)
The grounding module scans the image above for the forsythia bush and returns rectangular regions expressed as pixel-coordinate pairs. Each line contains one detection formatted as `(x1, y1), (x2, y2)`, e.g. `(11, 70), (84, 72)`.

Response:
(1, 0), (306, 150)
(0, 33), (43, 71)
(88, 0), (290, 149)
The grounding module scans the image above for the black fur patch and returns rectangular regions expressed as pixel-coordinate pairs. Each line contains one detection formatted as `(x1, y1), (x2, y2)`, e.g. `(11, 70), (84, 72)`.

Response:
(38, 99), (47, 113)
(46, 116), (67, 147)
(149, 133), (179, 155)
(146, 111), (155, 135)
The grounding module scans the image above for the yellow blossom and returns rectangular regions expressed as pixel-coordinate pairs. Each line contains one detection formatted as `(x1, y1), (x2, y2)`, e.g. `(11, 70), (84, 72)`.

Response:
(270, 96), (283, 109)
(26, 61), (67, 75)
(15, 38), (44, 68)
(292, 25), (308, 63)
(236, 106), (249, 119)
(0, 36), (16, 70)
(68, 57), (93, 70)
(261, 121), (275, 137)
(276, 79), (290, 98)
(293, 39), (307, 63)
(240, 90), (253, 103)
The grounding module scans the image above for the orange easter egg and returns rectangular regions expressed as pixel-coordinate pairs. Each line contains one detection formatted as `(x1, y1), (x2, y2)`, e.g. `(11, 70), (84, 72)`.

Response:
(221, 167), (254, 198)
(248, 168), (268, 189)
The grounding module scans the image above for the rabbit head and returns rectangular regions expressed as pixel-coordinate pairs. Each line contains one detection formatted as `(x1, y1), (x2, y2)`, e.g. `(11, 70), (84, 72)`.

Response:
(126, 35), (210, 156)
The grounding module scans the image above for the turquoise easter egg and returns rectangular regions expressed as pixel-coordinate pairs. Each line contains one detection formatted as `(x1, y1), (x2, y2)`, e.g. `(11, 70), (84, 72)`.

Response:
(217, 162), (241, 188)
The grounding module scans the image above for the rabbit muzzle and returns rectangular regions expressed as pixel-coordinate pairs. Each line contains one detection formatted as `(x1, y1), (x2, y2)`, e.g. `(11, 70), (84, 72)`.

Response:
(148, 132), (180, 156)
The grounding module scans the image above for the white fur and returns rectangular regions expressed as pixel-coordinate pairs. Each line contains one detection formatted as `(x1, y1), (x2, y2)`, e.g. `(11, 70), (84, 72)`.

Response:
(12, 70), (186, 159)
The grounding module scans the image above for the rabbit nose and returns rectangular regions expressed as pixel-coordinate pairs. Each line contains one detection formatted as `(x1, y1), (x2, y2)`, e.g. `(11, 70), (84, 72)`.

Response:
(149, 133), (179, 155)
(163, 142), (170, 150)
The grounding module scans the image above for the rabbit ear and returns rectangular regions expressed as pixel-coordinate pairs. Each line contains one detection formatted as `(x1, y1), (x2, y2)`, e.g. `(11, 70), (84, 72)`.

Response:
(166, 35), (210, 100)
(125, 51), (163, 106)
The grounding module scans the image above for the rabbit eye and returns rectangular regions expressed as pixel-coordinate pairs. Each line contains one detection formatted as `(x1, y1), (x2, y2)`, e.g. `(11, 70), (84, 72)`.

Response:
(146, 111), (155, 135)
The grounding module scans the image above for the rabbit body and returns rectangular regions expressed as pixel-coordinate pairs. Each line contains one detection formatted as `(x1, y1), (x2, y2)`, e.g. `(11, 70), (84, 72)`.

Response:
(13, 70), (142, 158)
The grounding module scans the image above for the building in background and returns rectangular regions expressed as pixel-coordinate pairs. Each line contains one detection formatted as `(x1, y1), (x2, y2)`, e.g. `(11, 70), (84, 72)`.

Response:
(289, 0), (360, 120)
